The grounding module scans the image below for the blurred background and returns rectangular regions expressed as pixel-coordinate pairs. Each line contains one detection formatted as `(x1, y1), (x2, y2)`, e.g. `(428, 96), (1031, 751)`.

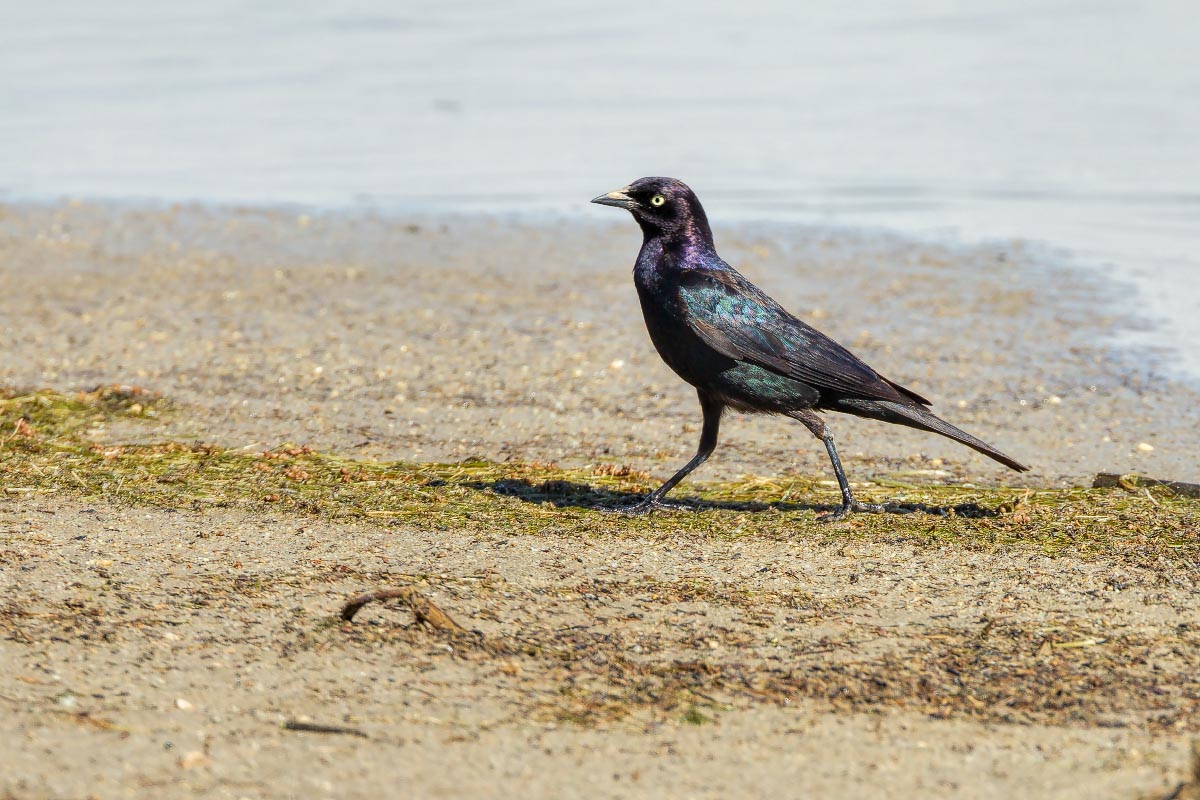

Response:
(2, 0), (1197, 376)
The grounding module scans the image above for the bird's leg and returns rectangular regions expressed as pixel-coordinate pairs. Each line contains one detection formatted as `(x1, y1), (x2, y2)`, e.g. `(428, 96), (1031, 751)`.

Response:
(791, 410), (884, 521)
(819, 430), (885, 520)
(624, 393), (723, 514)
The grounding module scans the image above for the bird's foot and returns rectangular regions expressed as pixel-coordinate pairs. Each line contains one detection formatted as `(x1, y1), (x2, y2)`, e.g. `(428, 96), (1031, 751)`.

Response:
(818, 499), (885, 522)
(613, 495), (674, 516)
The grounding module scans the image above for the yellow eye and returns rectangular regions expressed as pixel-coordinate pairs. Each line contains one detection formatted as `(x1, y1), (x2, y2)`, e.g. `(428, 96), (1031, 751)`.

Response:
(650, 194), (666, 207)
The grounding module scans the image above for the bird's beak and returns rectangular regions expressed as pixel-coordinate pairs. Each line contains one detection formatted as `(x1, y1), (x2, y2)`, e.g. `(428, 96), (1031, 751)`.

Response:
(591, 187), (636, 209)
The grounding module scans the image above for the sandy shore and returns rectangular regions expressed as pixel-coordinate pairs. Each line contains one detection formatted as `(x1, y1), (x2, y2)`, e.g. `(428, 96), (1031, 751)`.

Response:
(2, 496), (1196, 799)
(2, 201), (1197, 484)
(2, 202), (1198, 799)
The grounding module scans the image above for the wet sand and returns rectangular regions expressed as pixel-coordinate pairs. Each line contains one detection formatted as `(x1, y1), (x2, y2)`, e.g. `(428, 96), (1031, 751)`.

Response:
(2, 202), (1198, 799)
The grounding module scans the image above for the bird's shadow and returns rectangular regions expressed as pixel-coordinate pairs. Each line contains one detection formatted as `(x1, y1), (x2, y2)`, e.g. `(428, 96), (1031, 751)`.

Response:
(462, 477), (1002, 519)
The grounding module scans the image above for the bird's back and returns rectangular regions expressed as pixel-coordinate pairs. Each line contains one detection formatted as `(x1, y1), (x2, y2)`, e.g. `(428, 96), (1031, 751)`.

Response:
(635, 242), (927, 413)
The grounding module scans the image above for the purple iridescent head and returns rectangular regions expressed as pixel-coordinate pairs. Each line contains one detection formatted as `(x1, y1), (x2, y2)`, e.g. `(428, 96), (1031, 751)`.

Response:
(592, 176), (712, 244)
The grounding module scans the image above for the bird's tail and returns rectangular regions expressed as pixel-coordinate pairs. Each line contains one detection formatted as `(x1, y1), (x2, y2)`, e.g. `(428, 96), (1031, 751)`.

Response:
(836, 399), (1029, 472)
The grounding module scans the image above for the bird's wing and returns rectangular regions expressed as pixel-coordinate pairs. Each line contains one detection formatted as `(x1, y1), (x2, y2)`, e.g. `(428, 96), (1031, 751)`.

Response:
(675, 268), (928, 404)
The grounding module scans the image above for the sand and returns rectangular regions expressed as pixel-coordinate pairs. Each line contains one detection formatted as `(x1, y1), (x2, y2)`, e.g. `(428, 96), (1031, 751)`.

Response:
(1, 201), (1198, 799)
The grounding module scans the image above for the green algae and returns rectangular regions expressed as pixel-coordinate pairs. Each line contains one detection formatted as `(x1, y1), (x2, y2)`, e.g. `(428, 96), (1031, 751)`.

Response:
(1, 387), (1196, 564)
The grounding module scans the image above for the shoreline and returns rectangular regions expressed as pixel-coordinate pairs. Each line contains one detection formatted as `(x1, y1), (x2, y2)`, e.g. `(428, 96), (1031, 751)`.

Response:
(5, 190), (1196, 388)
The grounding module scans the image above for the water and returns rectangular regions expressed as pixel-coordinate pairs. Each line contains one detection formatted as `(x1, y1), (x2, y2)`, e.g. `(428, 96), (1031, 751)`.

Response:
(3, 1), (1198, 376)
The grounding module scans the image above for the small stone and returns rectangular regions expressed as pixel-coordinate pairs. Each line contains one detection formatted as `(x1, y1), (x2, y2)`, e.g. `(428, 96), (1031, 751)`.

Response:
(1047, 395), (1062, 405)
(1137, 442), (1155, 452)
(175, 697), (194, 711)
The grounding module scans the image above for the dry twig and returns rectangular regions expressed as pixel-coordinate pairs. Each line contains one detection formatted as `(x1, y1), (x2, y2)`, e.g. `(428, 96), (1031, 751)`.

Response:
(283, 720), (368, 738)
(340, 586), (466, 634)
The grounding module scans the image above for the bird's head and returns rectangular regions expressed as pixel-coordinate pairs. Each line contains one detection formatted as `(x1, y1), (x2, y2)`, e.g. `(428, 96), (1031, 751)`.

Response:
(591, 177), (712, 245)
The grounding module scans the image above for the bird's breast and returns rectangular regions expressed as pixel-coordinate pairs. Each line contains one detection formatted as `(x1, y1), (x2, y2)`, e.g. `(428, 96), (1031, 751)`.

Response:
(634, 275), (731, 386)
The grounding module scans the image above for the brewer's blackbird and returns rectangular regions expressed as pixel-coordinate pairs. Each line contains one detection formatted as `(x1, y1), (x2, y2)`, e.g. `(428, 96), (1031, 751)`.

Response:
(592, 177), (1028, 520)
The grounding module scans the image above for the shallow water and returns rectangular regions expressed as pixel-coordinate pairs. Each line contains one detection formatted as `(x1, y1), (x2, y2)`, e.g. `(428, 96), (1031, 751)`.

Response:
(2, 1), (1198, 377)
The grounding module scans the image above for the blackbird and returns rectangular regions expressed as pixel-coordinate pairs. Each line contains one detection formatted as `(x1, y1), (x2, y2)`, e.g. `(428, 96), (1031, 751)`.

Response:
(592, 176), (1027, 520)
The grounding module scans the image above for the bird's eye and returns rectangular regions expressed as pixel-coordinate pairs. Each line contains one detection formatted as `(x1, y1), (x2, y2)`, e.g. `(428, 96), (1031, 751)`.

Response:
(650, 194), (666, 207)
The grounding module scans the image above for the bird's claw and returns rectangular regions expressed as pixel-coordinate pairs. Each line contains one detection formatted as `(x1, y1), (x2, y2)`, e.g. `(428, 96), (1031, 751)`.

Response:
(818, 499), (886, 522)
(613, 495), (673, 515)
